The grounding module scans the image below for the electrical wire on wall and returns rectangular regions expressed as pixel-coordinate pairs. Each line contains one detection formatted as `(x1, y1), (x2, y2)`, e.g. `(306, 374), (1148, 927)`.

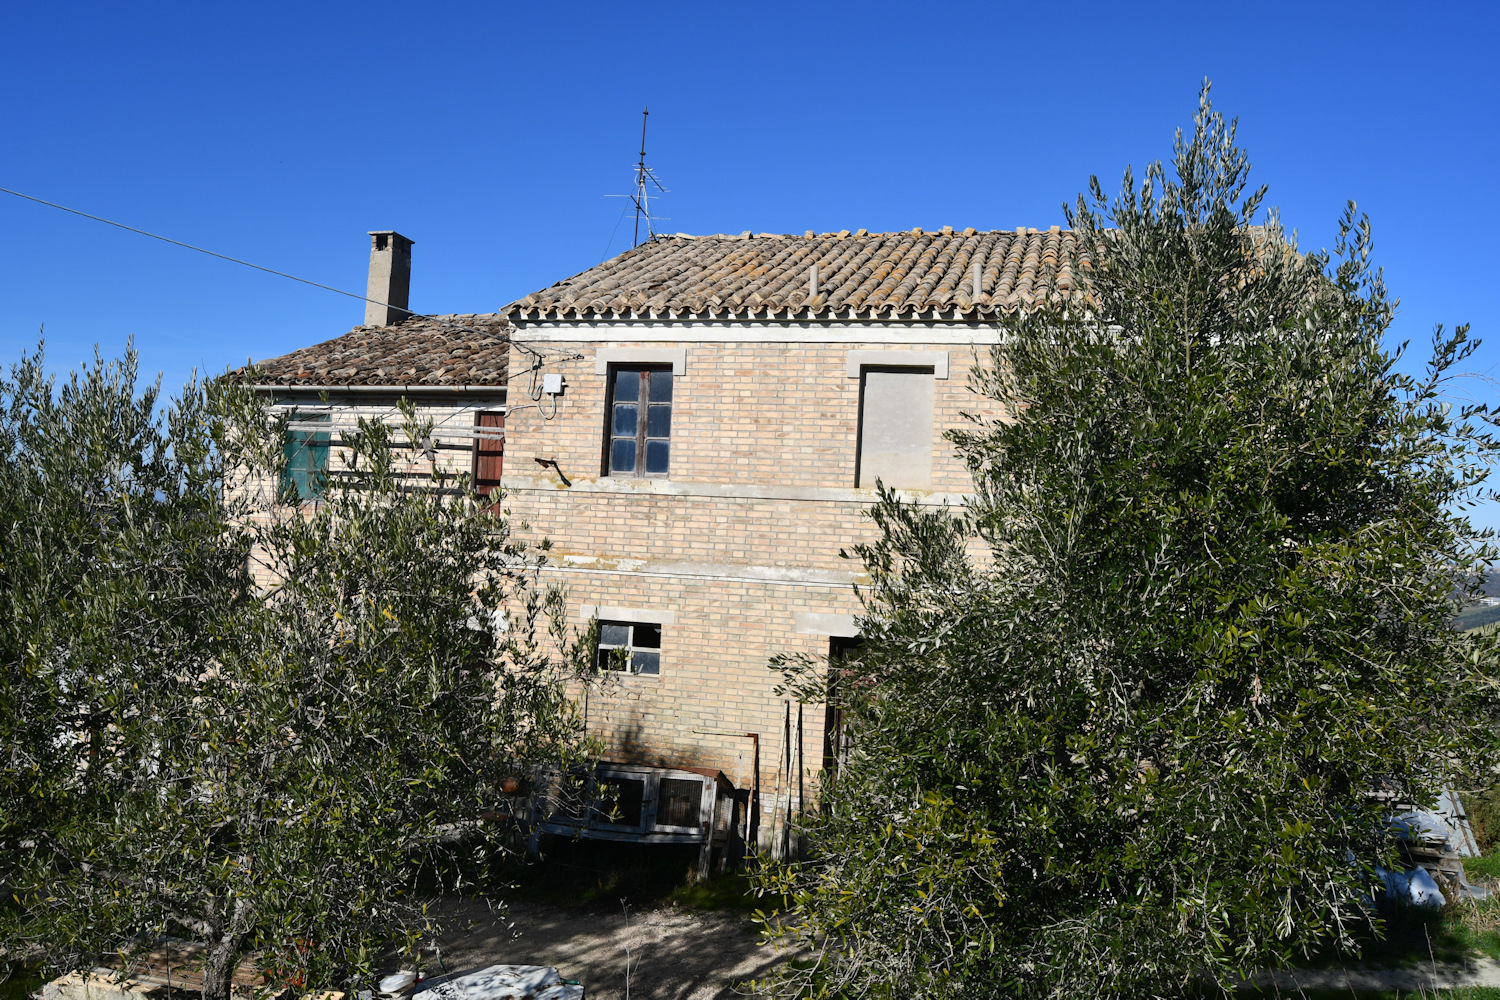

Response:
(511, 341), (583, 420)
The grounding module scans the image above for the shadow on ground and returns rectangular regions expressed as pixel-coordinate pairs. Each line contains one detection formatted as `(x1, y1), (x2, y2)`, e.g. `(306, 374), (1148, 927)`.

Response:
(426, 839), (799, 999)
(430, 898), (795, 1000)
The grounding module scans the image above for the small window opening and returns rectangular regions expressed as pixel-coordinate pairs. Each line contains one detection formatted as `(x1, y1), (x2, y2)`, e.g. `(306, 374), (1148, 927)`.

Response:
(595, 620), (662, 675)
(824, 636), (864, 776)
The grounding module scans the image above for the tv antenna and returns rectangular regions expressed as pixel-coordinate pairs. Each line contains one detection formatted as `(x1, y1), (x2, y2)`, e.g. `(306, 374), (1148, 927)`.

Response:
(629, 107), (667, 245)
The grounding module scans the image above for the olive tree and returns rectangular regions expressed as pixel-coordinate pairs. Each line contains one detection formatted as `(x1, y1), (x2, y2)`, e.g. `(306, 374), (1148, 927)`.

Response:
(754, 87), (1500, 999)
(1, 347), (591, 1000)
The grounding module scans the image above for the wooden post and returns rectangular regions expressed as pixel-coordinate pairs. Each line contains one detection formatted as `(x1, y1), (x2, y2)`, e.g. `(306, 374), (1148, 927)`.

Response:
(781, 702), (792, 860)
(695, 779), (717, 882)
(796, 703), (804, 857)
(748, 733), (761, 853)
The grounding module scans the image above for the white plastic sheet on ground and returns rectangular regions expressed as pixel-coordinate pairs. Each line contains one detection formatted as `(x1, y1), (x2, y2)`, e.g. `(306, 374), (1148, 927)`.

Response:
(1379, 865), (1448, 909)
(414, 964), (583, 1000)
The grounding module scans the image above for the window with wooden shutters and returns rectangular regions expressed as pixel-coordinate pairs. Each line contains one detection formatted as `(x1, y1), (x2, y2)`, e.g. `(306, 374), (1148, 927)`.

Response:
(605, 366), (671, 477)
(472, 411), (504, 498)
(281, 413), (330, 502)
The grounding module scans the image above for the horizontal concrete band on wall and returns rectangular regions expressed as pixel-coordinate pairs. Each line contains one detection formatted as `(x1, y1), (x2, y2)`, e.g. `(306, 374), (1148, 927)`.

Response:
(577, 606), (854, 635)
(499, 474), (973, 507)
(579, 604), (676, 625)
(846, 349), (949, 378)
(794, 612), (859, 637)
(587, 346), (952, 379)
(545, 562), (859, 589)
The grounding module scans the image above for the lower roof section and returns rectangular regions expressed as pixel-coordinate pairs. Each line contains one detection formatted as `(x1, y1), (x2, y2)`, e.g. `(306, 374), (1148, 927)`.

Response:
(244, 313), (510, 387)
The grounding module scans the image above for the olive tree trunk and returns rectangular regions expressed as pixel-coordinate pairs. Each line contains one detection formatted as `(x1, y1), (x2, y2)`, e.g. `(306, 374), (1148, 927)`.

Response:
(200, 898), (255, 1000)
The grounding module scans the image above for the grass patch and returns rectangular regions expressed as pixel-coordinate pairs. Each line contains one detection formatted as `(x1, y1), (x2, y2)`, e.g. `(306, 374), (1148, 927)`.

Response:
(1467, 855), (1500, 882)
(1463, 788), (1500, 855)
(1349, 900), (1500, 967)
(1271, 883), (1500, 972)
(667, 872), (762, 911)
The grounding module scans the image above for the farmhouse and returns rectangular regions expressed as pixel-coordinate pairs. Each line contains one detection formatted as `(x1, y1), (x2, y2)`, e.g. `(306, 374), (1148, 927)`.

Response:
(250, 226), (1076, 849)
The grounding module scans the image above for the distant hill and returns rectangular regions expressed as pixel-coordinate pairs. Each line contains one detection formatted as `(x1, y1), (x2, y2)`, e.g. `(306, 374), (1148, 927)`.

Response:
(1457, 603), (1500, 631)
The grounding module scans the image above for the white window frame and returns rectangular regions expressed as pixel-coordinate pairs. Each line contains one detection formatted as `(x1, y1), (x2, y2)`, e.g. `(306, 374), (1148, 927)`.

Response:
(595, 619), (662, 675)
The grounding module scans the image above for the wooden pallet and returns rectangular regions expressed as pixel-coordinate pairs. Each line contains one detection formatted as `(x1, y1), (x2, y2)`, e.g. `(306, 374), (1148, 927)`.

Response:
(39, 939), (330, 1000)
(107, 940), (264, 993)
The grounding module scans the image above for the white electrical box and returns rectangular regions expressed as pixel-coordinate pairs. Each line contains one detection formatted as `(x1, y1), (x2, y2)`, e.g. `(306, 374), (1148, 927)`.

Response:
(542, 373), (564, 395)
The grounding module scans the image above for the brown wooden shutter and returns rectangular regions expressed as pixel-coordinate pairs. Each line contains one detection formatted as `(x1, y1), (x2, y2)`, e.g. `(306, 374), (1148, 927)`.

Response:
(473, 411), (504, 498)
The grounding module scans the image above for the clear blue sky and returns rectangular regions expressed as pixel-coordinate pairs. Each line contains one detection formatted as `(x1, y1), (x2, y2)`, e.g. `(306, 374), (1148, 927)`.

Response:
(2, 2), (1497, 518)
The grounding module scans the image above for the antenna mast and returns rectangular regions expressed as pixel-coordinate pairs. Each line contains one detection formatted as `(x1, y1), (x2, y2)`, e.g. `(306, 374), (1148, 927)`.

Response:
(631, 107), (666, 246)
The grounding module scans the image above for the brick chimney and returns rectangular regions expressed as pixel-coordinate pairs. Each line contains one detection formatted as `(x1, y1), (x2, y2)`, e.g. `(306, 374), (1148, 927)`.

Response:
(365, 231), (413, 326)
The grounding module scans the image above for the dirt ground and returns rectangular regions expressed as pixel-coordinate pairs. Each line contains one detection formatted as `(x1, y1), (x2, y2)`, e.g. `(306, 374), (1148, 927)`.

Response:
(1246, 957), (1500, 991)
(428, 899), (802, 1000)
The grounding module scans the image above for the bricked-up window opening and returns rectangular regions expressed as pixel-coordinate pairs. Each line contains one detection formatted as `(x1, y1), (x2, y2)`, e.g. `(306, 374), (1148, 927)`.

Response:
(824, 635), (864, 777)
(606, 366), (671, 477)
(591, 775), (645, 828)
(657, 777), (703, 828)
(472, 411), (504, 499)
(595, 620), (662, 674)
(281, 413), (330, 501)
(856, 366), (934, 489)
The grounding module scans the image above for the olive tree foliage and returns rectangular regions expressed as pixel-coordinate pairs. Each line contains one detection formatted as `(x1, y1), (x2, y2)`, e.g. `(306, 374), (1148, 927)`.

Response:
(0, 345), (592, 1000)
(755, 88), (1500, 999)
(1, 346), (248, 916)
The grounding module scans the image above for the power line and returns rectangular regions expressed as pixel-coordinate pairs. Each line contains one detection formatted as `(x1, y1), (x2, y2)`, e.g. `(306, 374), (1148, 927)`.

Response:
(0, 185), (412, 316)
(0, 186), (586, 374)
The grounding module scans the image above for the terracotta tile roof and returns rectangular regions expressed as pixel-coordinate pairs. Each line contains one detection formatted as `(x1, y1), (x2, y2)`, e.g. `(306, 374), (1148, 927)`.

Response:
(506, 227), (1081, 322)
(247, 313), (509, 386)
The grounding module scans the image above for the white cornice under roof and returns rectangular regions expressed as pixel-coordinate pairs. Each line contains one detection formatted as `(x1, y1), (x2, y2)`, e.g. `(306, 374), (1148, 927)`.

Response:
(510, 320), (1004, 345)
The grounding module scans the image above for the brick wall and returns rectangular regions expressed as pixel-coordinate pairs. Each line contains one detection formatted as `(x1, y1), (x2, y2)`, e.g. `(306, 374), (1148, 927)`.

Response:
(551, 571), (854, 793)
(507, 491), (879, 576)
(240, 336), (1002, 822)
(503, 341), (1000, 492)
(501, 336), (1002, 802)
